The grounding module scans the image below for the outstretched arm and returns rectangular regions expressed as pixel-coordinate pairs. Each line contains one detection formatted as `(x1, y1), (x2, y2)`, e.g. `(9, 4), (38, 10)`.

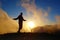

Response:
(22, 17), (26, 21)
(23, 19), (26, 21)
(13, 15), (20, 20)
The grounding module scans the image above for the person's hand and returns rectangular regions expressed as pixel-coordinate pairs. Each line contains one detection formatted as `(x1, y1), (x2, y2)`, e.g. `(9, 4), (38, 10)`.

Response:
(13, 18), (18, 20)
(24, 20), (26, 21)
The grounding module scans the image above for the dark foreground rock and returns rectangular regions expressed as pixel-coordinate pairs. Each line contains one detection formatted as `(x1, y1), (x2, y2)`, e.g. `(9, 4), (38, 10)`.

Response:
(0, 32), (60, 40)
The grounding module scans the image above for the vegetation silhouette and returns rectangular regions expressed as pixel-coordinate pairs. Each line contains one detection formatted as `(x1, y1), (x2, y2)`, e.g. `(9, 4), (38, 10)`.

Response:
(13, 12), (26, 33)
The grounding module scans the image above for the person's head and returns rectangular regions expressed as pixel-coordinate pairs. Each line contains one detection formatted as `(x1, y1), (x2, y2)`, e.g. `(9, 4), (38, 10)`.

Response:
(20, 12), (23, 15)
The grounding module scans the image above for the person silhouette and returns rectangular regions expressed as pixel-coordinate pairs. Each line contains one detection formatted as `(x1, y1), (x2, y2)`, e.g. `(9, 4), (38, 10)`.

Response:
(13, 12), (26, 33)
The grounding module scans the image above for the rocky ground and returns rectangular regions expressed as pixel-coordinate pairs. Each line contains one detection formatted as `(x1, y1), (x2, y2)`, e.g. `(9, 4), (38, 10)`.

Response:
(0, 32), (60, 40)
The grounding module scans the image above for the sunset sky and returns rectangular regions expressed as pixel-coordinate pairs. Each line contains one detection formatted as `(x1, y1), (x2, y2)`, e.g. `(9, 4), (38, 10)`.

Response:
(0, 0), (60, 34)
(0, 0), (60, 26)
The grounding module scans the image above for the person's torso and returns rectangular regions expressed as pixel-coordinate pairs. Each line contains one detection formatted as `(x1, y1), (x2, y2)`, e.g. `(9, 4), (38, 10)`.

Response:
(18, 16), (23, 22)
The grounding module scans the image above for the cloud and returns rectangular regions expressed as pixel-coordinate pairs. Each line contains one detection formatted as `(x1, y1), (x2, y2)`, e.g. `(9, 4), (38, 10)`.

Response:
(21, 0), (50, 26)
(55, 15), (60, 29)
(55, 15), (60, 24)
(0, 9), (18, 34)
(32, 25), (58, 33)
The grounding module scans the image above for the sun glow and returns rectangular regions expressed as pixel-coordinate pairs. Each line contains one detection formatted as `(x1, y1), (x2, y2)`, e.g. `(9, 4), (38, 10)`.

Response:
(27, 21), (35, 29)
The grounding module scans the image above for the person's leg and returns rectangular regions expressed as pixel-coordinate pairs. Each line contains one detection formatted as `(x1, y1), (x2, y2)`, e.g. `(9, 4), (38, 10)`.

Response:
(18, 27), (20, 33)
(20, 24), (22, 30)
(18, 24), (22, 33)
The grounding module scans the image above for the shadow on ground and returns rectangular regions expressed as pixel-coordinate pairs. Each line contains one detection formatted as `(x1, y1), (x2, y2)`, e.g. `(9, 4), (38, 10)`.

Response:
(0, 31), (60, 40)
